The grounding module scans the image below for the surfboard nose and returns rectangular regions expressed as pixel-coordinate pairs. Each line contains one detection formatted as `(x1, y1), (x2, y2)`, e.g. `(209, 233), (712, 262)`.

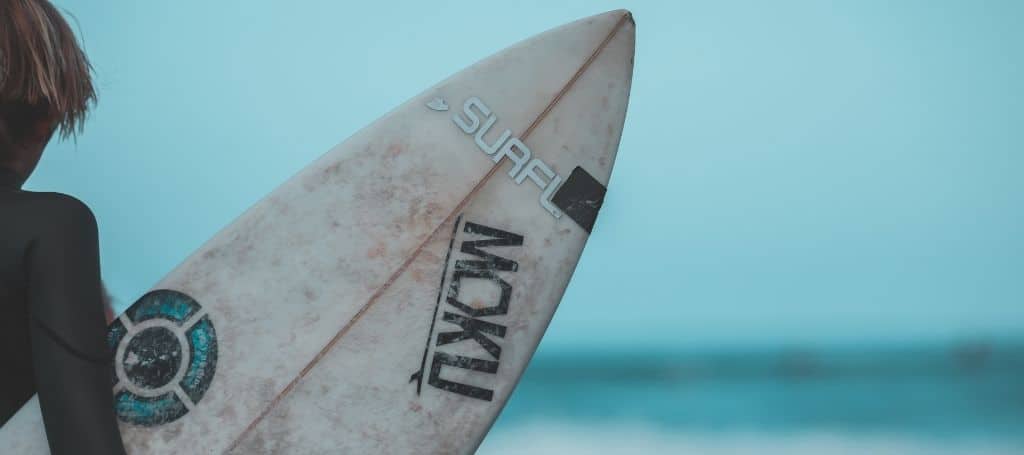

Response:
(618, 10), (636, 65)
(609, 8), (635, 28)
(590, 9), (635, 70)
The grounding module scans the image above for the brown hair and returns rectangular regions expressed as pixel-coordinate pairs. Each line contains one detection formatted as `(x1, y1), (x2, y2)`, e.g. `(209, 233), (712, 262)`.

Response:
(0, 0), (96, 145)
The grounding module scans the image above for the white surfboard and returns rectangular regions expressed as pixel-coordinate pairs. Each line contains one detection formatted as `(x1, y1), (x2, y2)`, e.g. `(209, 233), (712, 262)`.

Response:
(1, 9), (635, 454)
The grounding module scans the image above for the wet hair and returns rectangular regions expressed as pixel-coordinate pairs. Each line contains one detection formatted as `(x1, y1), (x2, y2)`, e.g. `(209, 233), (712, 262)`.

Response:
(0, 0), (96, 153)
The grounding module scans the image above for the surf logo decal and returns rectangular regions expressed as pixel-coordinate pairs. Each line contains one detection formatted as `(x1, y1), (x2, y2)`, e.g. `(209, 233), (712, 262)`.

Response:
(410, 216), (524, 401)
(107, 289), (218, 426)
(427, 95), (565, 219)
(426, 97), (449, 111)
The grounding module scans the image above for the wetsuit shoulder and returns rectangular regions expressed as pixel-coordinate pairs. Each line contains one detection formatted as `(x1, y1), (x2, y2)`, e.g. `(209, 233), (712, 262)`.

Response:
(11, 190), (106, 358)
(2, 190), (98, 240)
(10, 190), (96, 218)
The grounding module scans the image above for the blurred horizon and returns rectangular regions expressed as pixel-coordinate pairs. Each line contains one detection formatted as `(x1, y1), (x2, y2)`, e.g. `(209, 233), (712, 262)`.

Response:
(481, 340), (1024, 453)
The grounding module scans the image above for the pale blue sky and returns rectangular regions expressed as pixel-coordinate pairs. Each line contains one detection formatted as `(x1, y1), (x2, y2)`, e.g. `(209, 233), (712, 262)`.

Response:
(35, 0), (1023, 349)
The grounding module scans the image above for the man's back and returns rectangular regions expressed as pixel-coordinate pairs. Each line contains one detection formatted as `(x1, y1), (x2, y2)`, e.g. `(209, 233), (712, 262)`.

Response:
(0, 177), (37, 424)
(0, 167), (125, 454)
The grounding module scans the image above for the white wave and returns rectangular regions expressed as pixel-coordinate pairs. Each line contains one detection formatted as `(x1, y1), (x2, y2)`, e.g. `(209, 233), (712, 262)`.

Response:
(478, 422), (1024, 455)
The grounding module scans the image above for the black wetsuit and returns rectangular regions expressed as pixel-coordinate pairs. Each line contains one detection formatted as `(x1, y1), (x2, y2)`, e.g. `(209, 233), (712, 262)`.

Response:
(0, 167), (127, 454)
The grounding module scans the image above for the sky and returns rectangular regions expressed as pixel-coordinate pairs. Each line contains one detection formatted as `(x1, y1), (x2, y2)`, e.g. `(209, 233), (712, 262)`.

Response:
(35, 0), (1023, 350)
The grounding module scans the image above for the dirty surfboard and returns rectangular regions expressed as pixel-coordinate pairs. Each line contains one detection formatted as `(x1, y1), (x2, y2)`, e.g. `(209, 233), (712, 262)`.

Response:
(0, 9), (635, 454)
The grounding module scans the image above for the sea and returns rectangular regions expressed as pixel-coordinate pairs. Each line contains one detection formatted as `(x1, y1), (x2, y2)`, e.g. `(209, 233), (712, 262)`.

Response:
(479, 341), (1024, 454)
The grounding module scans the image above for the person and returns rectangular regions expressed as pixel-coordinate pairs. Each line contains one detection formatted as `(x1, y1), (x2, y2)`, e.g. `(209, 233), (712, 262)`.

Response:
(0, 0), (127, 453)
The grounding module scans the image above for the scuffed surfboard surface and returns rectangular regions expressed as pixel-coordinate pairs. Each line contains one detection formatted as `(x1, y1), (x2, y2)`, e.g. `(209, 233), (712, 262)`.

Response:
(0, 9), (634, 454)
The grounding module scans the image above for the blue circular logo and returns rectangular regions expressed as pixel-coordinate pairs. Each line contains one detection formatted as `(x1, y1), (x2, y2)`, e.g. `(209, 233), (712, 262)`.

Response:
(107, 289), (218, 427)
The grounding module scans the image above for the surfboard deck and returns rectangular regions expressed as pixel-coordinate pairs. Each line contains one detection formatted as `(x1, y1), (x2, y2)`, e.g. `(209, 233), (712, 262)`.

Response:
(0, 9), (634, 454)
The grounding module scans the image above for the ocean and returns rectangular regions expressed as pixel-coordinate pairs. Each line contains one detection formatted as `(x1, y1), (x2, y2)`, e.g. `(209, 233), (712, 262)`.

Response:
(479, 341), (1024, 454)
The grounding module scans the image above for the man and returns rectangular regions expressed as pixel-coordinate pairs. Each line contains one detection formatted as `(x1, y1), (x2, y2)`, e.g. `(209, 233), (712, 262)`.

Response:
(1, 0), (127, 453)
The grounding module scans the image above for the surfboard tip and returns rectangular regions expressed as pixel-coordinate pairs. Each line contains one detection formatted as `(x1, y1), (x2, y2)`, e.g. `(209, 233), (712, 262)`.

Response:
(606, 9), (635, 26)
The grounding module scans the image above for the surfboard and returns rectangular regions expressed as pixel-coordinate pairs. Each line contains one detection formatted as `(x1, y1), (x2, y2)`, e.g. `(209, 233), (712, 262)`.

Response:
(0, 9), (635, 454)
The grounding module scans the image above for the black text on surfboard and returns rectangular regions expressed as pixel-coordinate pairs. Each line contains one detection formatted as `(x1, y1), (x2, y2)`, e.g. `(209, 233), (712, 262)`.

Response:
(411, 218), (524, 401)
